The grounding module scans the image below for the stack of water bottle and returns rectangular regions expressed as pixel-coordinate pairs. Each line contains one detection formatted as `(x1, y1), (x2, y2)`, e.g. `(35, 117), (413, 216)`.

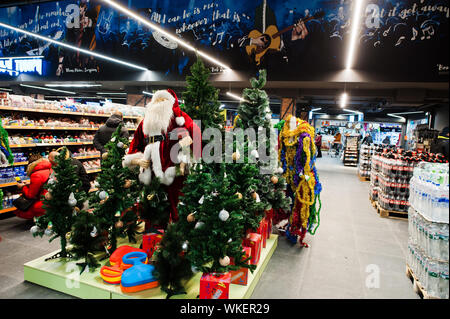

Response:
(407, 162), (449, 299)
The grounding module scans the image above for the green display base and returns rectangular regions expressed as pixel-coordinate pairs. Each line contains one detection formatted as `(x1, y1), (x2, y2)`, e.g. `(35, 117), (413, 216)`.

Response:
(24, 235), (278, 299)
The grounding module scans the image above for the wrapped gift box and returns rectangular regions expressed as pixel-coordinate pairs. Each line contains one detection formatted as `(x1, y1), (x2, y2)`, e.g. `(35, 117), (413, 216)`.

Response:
(265, 209), (273, 239)
(142, 230), (164, 259)
(257, 218), (268, 248)
(200, 272), (231, 299)
(244, 233), (262, 265)
(229, 247), (252, 286)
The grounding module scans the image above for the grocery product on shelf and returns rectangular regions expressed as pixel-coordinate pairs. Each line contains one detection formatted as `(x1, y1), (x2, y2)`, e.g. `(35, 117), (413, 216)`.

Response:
(369, 146), (448, 212)
(358, 144), (375, 178)
(343, 135), (359, 167)
(407, 162), (449, 299)
(409, 162), (449, 224)
(1, 93), (145, 118)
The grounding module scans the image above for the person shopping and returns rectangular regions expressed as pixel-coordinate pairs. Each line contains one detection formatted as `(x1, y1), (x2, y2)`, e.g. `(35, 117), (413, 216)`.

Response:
(14, 153), (52, 220)
(48, 148), (91, 194)
(93, 111), (129, 156)
(315, 131), (322, 158)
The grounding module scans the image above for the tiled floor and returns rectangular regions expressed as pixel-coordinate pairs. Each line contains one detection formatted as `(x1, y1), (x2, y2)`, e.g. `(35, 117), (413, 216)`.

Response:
(251, 155), (418, 299)
(0, 155), (418, 299)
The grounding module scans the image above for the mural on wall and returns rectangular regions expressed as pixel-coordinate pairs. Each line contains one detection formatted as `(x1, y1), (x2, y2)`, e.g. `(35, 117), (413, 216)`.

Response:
(0, 0), (448, 81)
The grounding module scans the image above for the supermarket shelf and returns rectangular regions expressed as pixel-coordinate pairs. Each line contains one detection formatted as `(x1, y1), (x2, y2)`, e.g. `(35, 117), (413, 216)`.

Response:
(0, 180), (30, 188)
(74, 155), (100, 160)
(0, 106), (141, 120)
(4, 126), (100, 131)
(6, 161), (29, 167)
(10, 142), (94, 148)
(0, 207), (16, 214)
(86, 169), (101, 174)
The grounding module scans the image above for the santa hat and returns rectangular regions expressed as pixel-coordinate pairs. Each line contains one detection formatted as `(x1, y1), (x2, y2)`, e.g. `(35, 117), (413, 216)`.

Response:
(149, 89), (185, 127)
(167, 89), (185, 127)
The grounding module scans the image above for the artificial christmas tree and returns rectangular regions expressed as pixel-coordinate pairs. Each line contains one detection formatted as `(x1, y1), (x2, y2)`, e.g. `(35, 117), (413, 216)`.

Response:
(69, 209), (103, 274)
(182, 58), (224, 130)
(32, 147), (85, 261)
(89, 125), (140, 255)
(138, 178), (171, 231)
(153, 223), (194, 298)
(234, 70), (291, 231)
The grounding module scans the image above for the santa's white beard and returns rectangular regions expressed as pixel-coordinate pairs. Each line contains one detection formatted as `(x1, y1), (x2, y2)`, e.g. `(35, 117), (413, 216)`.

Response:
(143, 98), (174, 136)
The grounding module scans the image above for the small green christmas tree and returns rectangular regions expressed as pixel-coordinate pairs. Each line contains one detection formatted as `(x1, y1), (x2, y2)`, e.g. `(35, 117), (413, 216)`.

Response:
(69, 210), (103, 274)
(182, 58), (224, 130)
(33, 147), (86, 260)
(89, 125), (140, 254)
(182, 163), (254, 274)
(153, 223), (193, 298)
(139, 178), (171, 231)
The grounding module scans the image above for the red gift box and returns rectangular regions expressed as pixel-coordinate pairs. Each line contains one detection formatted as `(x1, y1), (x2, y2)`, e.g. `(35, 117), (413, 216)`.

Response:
(257, 219), (267, 248)
(266, 217), (272, 240)
(229, 247), (251, 286)
(142, 231), (164, 259)
(200, 272), (231, 299)
(244, 233), (262, 265)
(265, 209), (273, 240)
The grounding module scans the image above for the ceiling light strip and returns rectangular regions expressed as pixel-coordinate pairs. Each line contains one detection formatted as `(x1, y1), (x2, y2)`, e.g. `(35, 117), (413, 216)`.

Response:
(0, 22), (148, 72)
(20, 84), (75, 94)
(340, 92), (348, 108)
(45, 84), (102, 88)
(226, 91), (248, 103)
(101, 0), (230, 70)
(97, 92), (127, 95)
(346, 0), (364, 70)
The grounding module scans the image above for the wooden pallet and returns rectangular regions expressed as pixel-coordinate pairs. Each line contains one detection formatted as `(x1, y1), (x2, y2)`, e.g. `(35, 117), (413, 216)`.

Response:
(375, 201), (408, 220)
(358, 174), (370, 182)
(369, 197), (377, 209)
(406, 264), (440, 299)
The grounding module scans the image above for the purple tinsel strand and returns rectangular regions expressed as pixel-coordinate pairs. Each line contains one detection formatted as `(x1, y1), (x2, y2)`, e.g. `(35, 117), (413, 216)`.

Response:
(293, 133), (311, 186)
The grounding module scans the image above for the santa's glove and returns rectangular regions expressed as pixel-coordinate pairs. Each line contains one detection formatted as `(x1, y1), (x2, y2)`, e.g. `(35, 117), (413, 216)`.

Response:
(122, 152), (144, 168)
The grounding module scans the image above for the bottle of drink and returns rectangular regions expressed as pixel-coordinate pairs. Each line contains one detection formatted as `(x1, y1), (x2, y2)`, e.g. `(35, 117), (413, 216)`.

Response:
(438, 262), (449, 299)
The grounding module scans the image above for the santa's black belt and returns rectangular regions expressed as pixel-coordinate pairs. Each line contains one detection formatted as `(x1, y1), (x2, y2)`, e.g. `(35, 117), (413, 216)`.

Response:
(144, 135), (165, 144)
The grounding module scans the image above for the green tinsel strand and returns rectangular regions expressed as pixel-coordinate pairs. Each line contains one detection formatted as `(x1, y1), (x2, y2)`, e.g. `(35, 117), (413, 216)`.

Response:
(0, 121), (14, 165)
(308, 194), (322, 235)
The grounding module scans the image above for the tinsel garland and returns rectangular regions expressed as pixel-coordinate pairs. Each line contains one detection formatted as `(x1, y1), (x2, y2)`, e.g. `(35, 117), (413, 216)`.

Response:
(278, 115), (322, 244)
(0, 122), (14, 165)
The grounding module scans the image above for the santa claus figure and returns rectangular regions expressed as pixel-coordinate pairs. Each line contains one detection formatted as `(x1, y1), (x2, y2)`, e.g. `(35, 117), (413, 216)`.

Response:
(123, 89), (201, 223)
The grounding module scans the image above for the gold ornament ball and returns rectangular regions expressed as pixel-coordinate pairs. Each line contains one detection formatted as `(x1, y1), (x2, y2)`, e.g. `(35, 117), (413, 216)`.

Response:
(124, 180), (132, 189)
(115, 221), (124, 229)
(252, 192), (259, 200)
(219, 256), (231, 267)
(271, 176), (279, 184)
(65, 232), (72, 240)
(44, 192), (52, 200)
(102, 152), (108, 160)
(147, 193), (155, 201)
(235, 192), (243, 200)
(187, 213), (196, 223)
(232, 152), (240, 161)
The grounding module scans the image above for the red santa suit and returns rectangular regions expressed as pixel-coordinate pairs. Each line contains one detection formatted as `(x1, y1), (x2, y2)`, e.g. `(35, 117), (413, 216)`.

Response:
(123, 89), (201, 223)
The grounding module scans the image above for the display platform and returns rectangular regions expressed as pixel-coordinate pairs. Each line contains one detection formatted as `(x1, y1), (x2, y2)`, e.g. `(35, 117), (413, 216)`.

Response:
(24, 235), (278, 299)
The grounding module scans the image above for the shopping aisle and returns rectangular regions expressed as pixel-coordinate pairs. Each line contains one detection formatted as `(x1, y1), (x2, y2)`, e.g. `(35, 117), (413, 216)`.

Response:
(251, 155), (419, 299)
(0, 154), (419, 299)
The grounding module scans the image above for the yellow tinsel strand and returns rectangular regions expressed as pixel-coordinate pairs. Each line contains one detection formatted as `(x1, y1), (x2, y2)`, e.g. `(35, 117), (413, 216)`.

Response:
(278, 116), (317, 230)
